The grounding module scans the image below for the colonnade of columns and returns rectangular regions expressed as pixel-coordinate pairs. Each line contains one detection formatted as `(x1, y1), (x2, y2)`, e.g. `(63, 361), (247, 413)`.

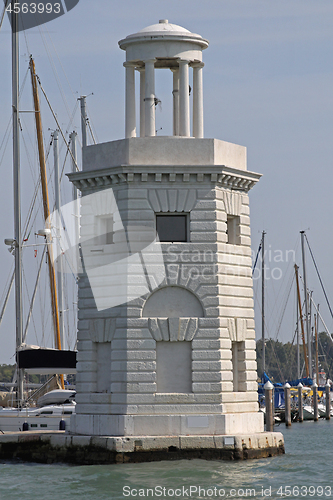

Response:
(124, 59), (204, 139)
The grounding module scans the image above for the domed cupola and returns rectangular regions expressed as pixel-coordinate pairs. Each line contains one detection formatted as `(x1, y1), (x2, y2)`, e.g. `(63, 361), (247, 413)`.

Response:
(118, 20), (209, 138)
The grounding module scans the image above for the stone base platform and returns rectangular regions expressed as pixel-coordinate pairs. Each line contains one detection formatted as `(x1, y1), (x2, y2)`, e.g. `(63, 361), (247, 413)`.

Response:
(0, 431), (284, 464)
(70, 411), (265, 437)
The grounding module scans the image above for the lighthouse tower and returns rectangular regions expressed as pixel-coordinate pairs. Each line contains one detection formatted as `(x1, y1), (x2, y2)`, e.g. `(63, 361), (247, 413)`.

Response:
(68, 20), (283, 459)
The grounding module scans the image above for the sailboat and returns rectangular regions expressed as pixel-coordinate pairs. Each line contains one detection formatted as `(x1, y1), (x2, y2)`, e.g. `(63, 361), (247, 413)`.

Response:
(0, 10), (79, 431)
(255, 229), (333, 423)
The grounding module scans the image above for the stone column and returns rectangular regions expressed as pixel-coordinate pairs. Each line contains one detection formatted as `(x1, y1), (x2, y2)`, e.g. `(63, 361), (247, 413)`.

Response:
(144, 59), (156, 137)
(192, 62), (204, 138)
(138, 67), (145, 137)
(124, 63), (136, 138)
(171, 68), (179, 136)
(179, 59), (190, 137)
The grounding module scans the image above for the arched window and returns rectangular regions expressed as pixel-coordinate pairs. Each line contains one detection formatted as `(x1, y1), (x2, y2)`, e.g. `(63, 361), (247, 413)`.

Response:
(142, 286), (204, 318)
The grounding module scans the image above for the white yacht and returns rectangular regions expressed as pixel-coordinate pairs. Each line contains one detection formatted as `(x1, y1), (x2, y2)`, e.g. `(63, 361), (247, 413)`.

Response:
(0, 389), (75, 432)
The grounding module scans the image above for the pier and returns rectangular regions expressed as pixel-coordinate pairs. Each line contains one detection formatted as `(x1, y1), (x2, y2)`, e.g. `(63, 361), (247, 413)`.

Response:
(264, 382), (332, 427)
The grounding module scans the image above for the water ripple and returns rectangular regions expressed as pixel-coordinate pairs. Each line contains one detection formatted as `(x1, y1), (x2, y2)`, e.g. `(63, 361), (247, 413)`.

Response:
(1, 420), (333, 500)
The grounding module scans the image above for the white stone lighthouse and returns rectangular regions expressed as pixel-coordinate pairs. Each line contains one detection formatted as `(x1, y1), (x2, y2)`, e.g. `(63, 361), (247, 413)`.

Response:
(68, 20), (284, 460)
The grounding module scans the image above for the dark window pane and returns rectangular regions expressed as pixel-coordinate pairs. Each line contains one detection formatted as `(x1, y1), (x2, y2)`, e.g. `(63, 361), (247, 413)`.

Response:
(156, 215), (187, 242)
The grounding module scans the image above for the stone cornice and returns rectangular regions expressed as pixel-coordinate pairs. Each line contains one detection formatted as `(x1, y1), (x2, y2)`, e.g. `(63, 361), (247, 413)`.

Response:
(67, 165), (261, 193)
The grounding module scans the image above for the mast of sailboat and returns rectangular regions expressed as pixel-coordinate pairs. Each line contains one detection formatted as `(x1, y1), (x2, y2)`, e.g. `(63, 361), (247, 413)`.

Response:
(296, 287), (300, 379)
(261, 230), (266, 376)
(314, 312), (319, 385)
(53, 130), (64, 349)
(29, 56), (64, 390)
(12, 10), (24, 404)
(295, 264), (310, 378)
(301, 230), (312, 378)
(78, 96), (87, 148)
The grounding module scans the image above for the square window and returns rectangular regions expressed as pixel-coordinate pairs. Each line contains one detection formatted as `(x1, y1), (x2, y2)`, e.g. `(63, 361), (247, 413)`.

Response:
(227, 215), (240, 245)
(156, 214), (188, 242)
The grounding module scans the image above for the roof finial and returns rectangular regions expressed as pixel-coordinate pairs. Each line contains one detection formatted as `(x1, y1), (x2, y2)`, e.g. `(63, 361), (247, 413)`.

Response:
(159, 19), (168, 24)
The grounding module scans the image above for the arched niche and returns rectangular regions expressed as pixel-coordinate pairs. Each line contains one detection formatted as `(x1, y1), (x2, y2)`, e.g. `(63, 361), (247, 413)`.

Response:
(142, 286), (204, 318)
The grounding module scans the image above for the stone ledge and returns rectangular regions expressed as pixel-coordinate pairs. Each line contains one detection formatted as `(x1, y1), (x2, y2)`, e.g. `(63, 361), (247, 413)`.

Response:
(0, 431), (284, 464)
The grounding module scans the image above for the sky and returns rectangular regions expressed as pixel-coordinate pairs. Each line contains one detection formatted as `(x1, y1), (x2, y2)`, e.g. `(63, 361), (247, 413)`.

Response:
(0, 0), (333, 375)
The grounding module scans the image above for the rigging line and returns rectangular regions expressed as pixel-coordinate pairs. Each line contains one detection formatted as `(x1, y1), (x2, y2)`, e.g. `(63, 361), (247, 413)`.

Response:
(60, 144), (70, 182)
(45, 132), (53, 162)
(0, 186), (44, 327)
(0, 65), (29, 153)
(0, 116), (11, 155)
(265, 271), (295, 374)
(286, 328), (299, 381)
(305, 233), (333, 321)
(278, 286), (299, 381)
(44, 26), (77, 100)
(0, 263), (14, 305)
(309, 297), (332, 342)
(253, 267), (277, 344)
(38, 27), (72, 120)
(266, 237), (300, 330)
(20, 67), (30, 98)
(86, 101), (98, 144)
(317, 332), (329, 378)
(0, 69), (29, 170)
(22, 178), (42, 231)
(0, 184), (49, 332)
(87, 119), (97, 145)
(0, 0), (8, 33)
(23, 25), (31, 58)
(0, 120), (12, 169)
(21, 122), (39, 185)
(0, 271), (14, 330)
(24, 183), (43, 239)
(67, 102), (79, 136)
(253, 284), (271, 340)
(267, 254), (296, 332)
(252, 241), (261, 276)
(22, 266), (33, 339)
(36, 75), (79, 171)
(58, 102), (79, 156)
(273, 271), (295, 341)
(43, 132), (63, 201)
(265, 339), (285, 382)
(269, 260), (295, 336)
(23, 245), (47, 343)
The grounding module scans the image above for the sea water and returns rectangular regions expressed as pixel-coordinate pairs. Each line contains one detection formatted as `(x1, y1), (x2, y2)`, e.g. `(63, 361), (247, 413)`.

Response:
(1, 419), (332, 500)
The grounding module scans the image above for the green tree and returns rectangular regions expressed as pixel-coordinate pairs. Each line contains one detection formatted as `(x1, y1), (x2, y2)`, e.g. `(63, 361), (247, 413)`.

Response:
(256, 332), (333, 383)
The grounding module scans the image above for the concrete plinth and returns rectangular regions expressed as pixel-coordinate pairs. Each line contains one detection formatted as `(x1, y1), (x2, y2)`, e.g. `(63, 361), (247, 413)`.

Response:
(70, 412), (264, 437)
(0, 431), (284, 464)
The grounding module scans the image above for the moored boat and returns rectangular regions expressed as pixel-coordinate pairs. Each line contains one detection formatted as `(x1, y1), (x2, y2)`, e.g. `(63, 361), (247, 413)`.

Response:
(0, 389), (75, 432)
